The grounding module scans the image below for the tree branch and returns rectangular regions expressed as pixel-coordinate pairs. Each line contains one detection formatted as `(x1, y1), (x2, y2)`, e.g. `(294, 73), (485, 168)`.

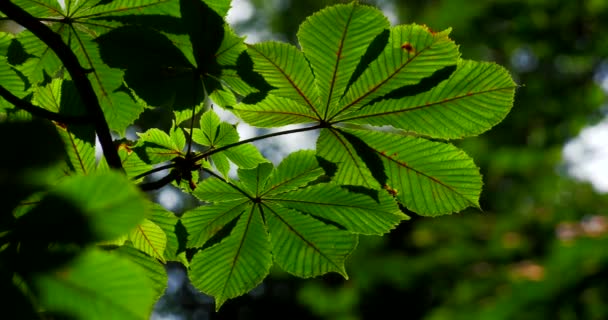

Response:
(0, 85), (91, 124)
(0, 1), (124, 171)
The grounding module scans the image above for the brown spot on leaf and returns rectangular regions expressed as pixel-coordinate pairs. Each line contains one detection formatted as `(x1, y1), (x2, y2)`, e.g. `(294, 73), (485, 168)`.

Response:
(383, 184), (398, 196)
(401, 42), (415, 53)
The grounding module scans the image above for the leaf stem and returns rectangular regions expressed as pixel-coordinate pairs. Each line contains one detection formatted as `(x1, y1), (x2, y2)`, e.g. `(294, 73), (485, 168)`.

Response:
(202, 168), (255, 202)
(0, 85), (91, 124)
(134, 123), (323, 184)
(132, 162), (175, 181)
(192, 123), (323, 162)
(0, 1), (124, 171)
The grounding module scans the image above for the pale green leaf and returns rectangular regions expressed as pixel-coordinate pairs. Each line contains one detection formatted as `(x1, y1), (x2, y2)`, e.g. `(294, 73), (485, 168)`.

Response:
(224, 143), (268, 169)
(270, 183), (407, 235)
(194, 110), (238, 147)
(182, 200), (250, 248)
(148, 203), (180, 261)
(192, 177), (249, 202)
(247, 42), (321, 116)
(114, 243), (168, 299)
(316, 128), (380, 189)
(33, 248), (157, 320)
(298, 2), (390, 117)
(129, 218), (167, 263)
(340, 60), (517, 139)
(335, 25), (460, 117)
(233, 94), (319, 127)
(136, 128), (183, 163)
(263, 203), (357, 278)
(262, 150), (325, 195)
(237, 162), (274, 196)
(346, 128), (482, 215)
(189, 206), (272, 310)
(56, 125), (97, 175)
(211, 153), (231, 177)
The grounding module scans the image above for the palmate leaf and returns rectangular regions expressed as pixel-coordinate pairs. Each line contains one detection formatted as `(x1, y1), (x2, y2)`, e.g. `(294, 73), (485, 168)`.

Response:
(32, 248), (157, 320)
(193, 109), (267, 175)
(182, 150), (404, 308)
(232, 2), (515, 216)
(135, 123), (186, 163)
(189, 205), (272, 310)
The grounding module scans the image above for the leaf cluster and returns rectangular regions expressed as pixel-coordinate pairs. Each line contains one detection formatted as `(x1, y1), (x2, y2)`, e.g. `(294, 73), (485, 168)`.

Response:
(0, 0), (515, 317)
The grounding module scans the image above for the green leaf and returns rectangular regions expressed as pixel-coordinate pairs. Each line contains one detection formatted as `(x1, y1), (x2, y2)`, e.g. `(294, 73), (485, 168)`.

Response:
(114, 244), (168, 300)
(192, 176), (250, 202)
(335, 25), (459, 117)
(237, 162), (274, 196)
(56, 124), (97, 175)
(263, 203), (357, 278)
(135, 125), (185, 163)
(52, 171), (148, 240)
(297, 2), (390, 117)
(194, 110), (238, 147)
(270, 183), (408, 235)
(262, 150), (325, 195)
(148, 203), (180, 261)
(247, 42), (321, 114)
(339, 60), (517, 139)
(345, 128), (482, 215)
(182, 200), (250, 248)
(182, 153), (368, 306)
(32, 248), (157, 320)
(210, 153), (231, 177)
(129, 218), (167, 263)
(233, 94), (319, 127)
(317, 128), (381, 189)
(224, 143), (268, 169)
(194, 110), (268, 170)
(234, 3), (461, 128)
(189, 206), (272, 310)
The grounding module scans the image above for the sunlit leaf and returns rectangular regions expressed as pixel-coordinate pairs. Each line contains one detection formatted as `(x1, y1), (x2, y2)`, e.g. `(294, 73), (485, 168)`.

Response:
(339, 60), (517, 139)
(33, 248), (157, 320)
(298, 2), (390, 117)
(270, 183), (408, 235)
(114, 244), (168, 300)
(129, 218), (167, 263)
(148, 203), (180, 261)
(189, 206), (272, 310)
(263, 203), (357, 278)
(182, 200), (250, 248)
(345, 128), (482, 215)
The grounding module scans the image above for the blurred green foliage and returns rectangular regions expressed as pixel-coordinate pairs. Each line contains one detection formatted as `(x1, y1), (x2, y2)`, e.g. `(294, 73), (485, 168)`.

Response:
(215, 0), (608, 319)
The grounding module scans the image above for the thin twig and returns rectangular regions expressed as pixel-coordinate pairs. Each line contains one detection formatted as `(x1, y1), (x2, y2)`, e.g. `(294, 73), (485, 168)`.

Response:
(0, 85), (91, 124)
(0, 1), (124, 171)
